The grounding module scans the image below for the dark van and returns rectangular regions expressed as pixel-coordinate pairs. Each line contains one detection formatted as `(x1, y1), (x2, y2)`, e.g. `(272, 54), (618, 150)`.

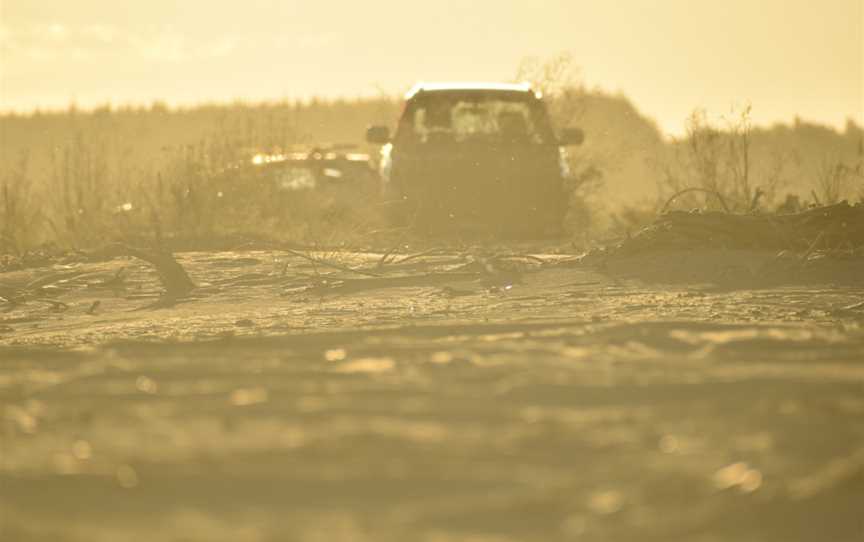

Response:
(366, 82), (583, 235)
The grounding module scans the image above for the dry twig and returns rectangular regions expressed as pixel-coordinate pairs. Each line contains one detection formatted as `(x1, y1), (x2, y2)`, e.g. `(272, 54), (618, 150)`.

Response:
(661, 187), (731, 214)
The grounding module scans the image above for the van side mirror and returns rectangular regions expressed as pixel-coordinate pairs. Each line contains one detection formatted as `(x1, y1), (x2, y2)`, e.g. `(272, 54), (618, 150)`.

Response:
(559, 127), (584, 146)
(366, 125), (391, 144)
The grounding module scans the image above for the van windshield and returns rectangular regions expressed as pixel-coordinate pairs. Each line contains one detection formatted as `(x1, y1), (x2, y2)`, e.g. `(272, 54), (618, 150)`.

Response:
(406, 95), (551, 144)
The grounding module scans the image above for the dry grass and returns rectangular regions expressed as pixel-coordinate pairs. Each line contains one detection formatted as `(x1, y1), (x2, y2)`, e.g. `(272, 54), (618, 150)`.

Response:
(0, 98), (398, 256)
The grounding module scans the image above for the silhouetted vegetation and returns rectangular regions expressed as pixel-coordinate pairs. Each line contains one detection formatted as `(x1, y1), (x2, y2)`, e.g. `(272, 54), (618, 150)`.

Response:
(1, 58), (862, 256)
(1, 98), (399, 254)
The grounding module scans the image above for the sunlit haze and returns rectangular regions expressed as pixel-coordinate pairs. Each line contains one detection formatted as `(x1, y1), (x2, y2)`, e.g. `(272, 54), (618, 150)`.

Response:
(4, 3), (864, 541)
(1, 0), (861, 134)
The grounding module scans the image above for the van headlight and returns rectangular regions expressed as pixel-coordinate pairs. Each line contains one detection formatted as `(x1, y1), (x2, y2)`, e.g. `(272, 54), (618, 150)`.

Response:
(558, 147), (572, 179)
(380, 143), (393, 185)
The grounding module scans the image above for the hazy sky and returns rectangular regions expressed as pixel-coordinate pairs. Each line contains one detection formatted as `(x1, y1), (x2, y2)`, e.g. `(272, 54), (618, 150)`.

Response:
(1, 0), (861, 134)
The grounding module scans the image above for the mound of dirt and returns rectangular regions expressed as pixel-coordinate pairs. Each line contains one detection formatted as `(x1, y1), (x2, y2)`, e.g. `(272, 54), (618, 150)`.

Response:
(589, 203), (864, 286)
(617, 202), (864, 255)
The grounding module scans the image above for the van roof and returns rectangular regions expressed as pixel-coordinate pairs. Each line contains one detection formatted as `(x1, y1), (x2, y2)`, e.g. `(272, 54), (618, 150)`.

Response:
(405, 82), (538, 100)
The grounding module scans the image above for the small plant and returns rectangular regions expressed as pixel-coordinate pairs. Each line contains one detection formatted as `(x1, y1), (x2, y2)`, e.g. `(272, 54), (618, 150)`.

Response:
(1, 151), (40, 254)
(815, 157), (852, 205)
(45, 133), (115, 248)
(515, 54), (612, 240)
(660, 106), (787, 213)
(515, 53), (584, 125)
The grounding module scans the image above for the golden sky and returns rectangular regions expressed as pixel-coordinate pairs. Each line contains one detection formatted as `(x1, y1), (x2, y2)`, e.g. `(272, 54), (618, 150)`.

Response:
(1, 0), (861, 134)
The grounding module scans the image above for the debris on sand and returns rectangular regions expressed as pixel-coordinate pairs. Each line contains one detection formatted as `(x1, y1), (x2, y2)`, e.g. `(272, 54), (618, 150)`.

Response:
(81, 243), (197, 310)
(96, 243), (195, 296)
(616, 202), (864, 255)
(586, 202), (864, 286)
(0, 270), (85, 311)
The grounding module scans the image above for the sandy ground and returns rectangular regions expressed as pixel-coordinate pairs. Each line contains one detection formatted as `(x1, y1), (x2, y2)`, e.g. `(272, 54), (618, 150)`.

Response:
(2, 248), (864, 541)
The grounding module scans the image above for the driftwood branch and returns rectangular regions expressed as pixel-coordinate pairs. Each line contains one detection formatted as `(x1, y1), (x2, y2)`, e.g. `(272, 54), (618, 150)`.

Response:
(309, 272), (483, 295)
(98, 243), (195, 297)
(281, 248), (382, 278)
(661, 187), (731, 214)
